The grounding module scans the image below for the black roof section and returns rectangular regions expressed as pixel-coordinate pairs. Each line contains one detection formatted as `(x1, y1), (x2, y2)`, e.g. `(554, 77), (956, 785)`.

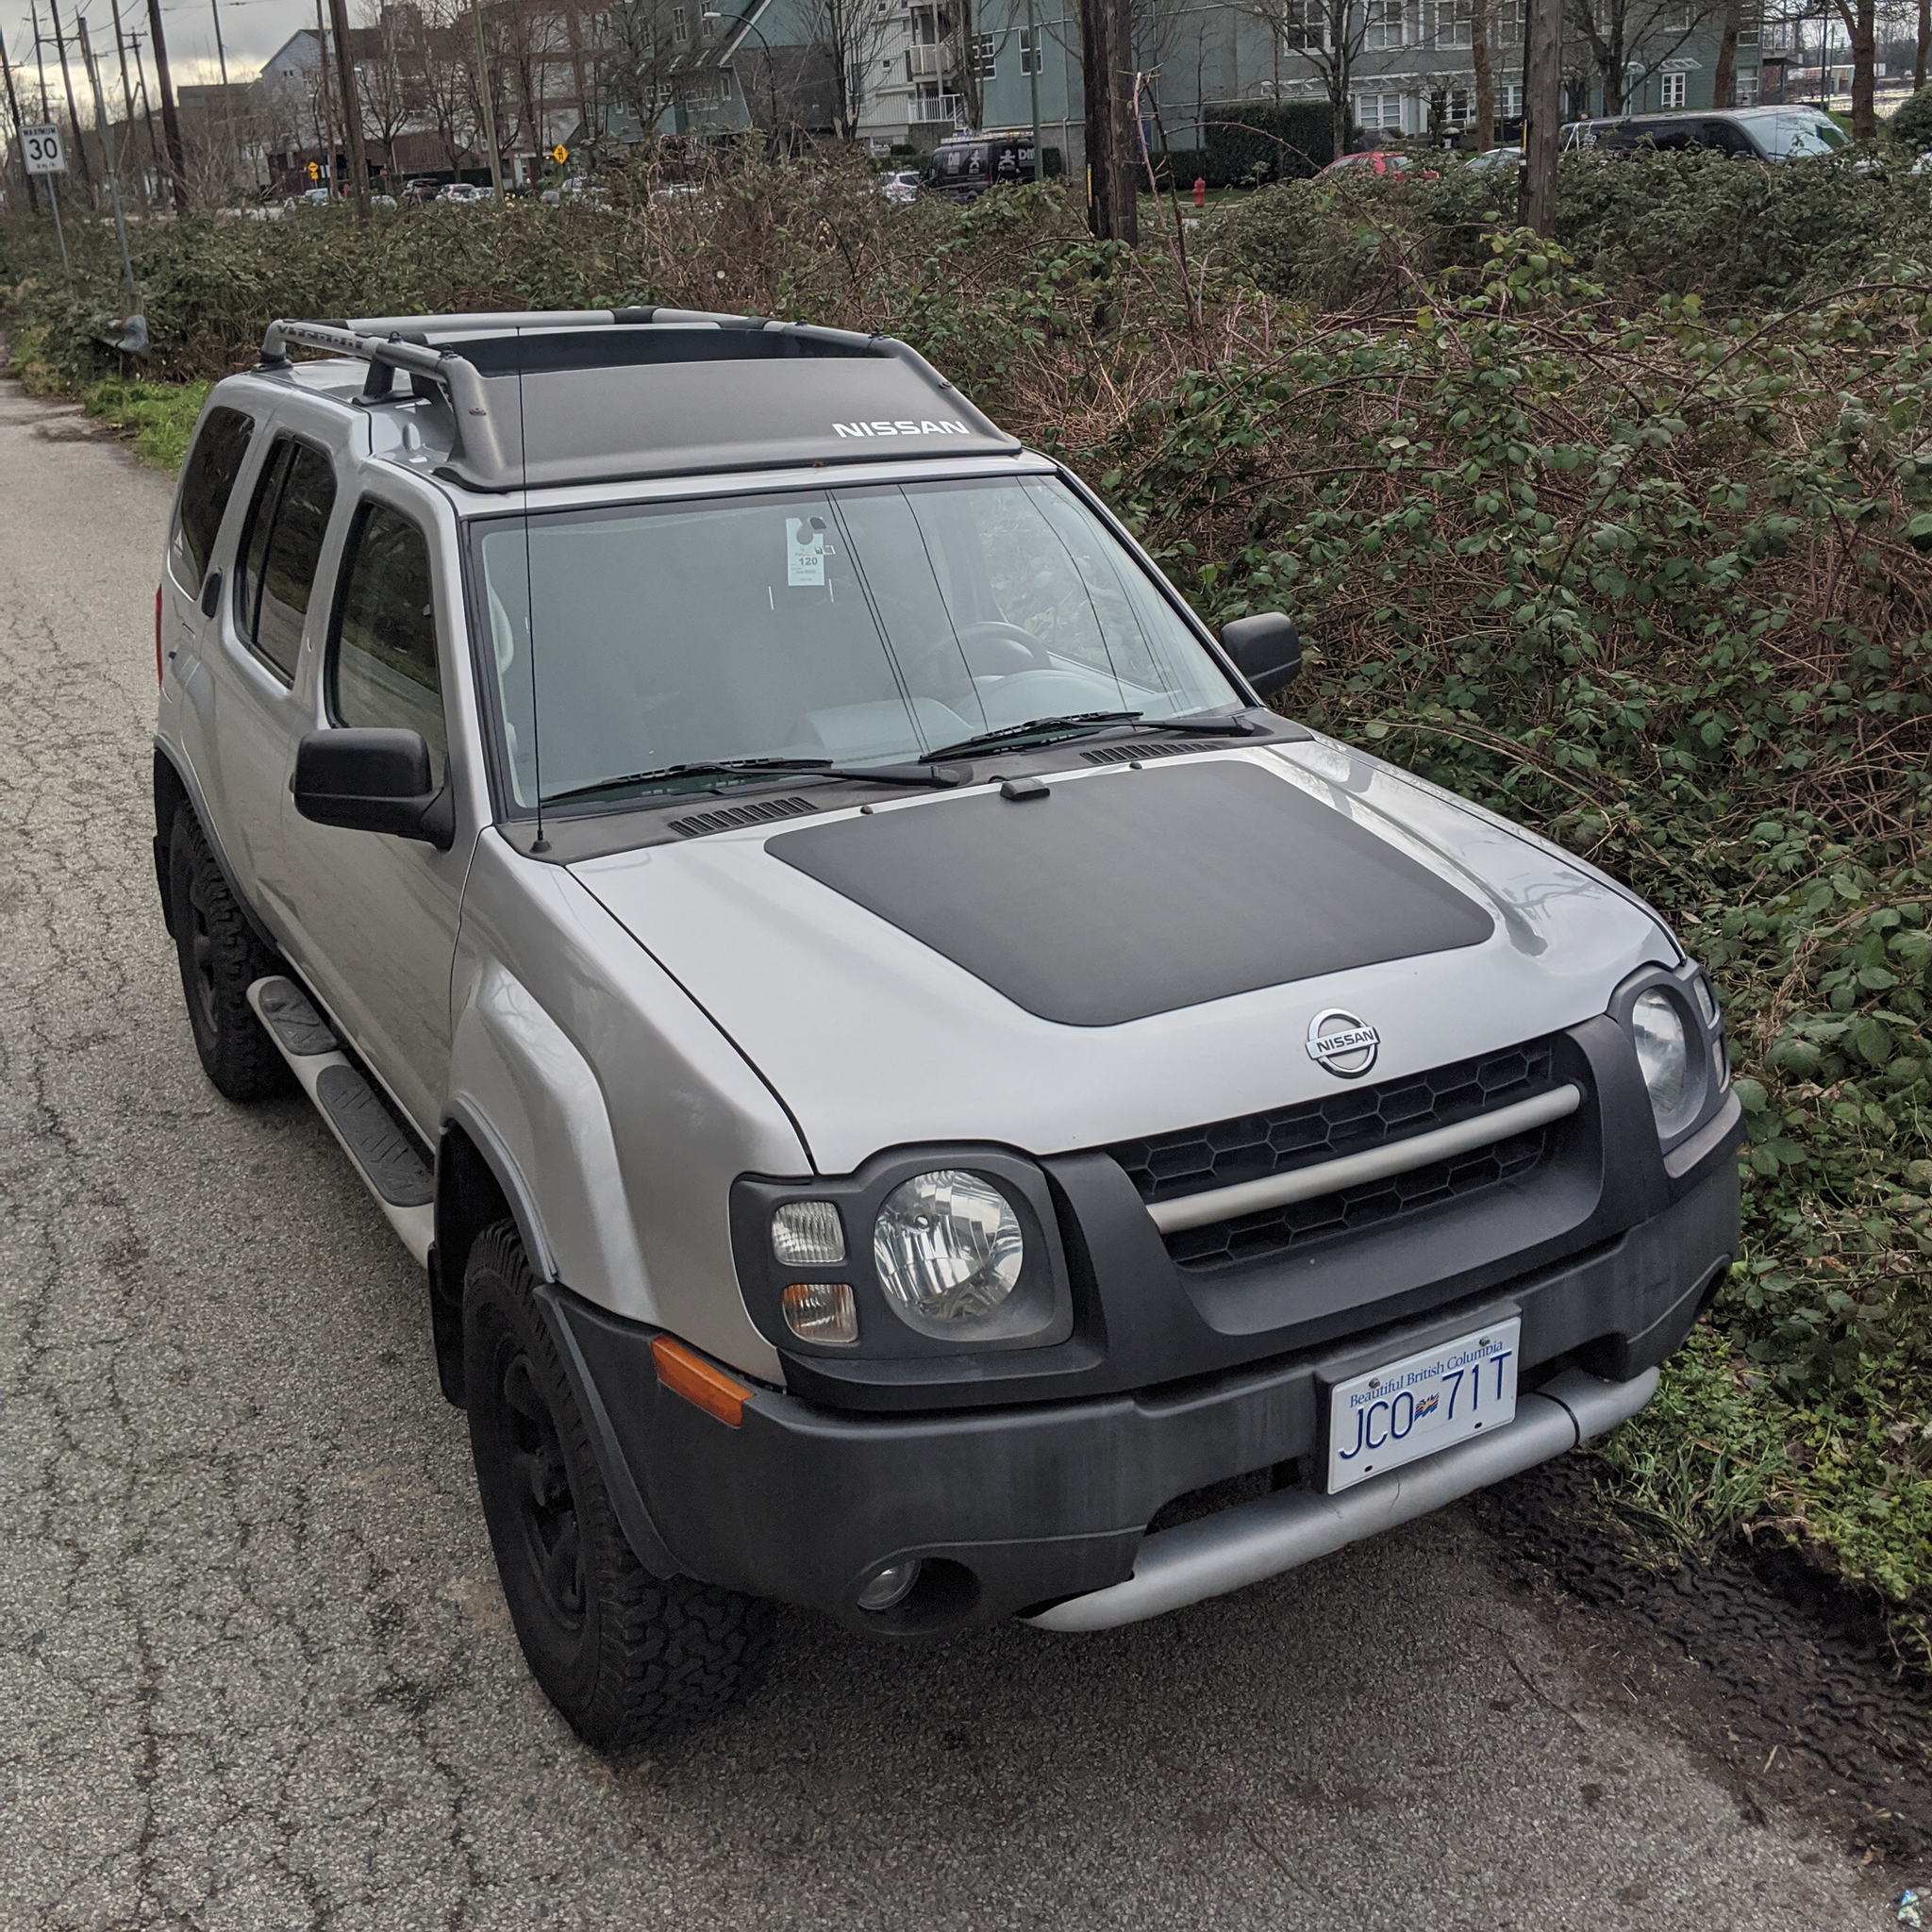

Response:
(257, 308), (1021, 491)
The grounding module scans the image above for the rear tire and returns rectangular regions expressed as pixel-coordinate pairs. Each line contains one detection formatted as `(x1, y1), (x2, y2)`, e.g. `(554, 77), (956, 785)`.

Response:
(463, 1222), (773, 1751)
(168, 805), (291, 1102)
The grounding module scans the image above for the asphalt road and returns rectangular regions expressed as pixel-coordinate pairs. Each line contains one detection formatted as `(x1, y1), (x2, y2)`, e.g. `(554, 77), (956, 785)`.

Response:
(0, 375), (1889, 1932)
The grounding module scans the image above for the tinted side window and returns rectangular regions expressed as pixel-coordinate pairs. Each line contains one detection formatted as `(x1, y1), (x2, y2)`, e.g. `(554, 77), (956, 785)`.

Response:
(172, 406), (254, 587)
(235, 440), (291, 652)
(242, 441), (338, 682)
(328, 502), (447, 782)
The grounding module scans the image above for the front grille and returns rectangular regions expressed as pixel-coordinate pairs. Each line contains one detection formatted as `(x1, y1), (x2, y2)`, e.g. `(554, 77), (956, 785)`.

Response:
(1107, 1038), (1562, 1274)
(667, 795), (817, 837)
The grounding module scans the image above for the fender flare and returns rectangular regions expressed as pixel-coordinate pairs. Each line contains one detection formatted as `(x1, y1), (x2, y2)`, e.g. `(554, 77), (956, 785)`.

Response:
(438, 1097), (678, 1580)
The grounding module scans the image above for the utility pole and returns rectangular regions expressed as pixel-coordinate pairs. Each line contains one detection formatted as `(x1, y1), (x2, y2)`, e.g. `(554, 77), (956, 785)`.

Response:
(46, 0), (98, 203)
(1025, 0), (1041, 180)
(469, 0), (504, 195)
(208, 0), (242, 192)
(1516, 0), (1560, 234)
(109, 0), (139, 158)
(1077, 0), (1136, 239)
(78, 19), (140, 306)
(128, 30), (164, 204)
(0, 17), (44, 213)
(144, 0), (187, 206)
(314, 0), (337, 189)
(325, 0), (370, 214)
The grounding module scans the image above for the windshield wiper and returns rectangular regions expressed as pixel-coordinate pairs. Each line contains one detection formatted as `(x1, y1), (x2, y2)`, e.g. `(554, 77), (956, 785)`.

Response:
(919, 709), (1265, 763)
(921, 712), (1146, 760)
(545, 757), (966, 807)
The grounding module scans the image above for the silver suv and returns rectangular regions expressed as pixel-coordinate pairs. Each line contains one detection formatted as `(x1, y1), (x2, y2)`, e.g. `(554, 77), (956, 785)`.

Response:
(154, 308), (1741, 1749)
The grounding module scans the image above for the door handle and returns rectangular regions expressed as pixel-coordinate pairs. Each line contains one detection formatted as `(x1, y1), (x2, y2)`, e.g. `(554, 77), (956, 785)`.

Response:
(199, 569), (223, 619)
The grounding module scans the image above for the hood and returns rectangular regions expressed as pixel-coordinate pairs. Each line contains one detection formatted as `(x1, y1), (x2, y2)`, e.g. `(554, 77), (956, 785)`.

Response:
(569, 742), (1674, 1175)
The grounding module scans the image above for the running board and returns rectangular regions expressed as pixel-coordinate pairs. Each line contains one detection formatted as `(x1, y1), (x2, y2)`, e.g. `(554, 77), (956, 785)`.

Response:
(247, 976), (434, 1268)
(1021, 1366), (1659, 1633)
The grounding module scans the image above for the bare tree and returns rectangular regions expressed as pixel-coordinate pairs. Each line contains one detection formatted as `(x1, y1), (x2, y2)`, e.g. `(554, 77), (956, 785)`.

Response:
(798, 0), (894, 138)
(418, 0), (475, 166)
(1470, 0), (1495, 144)
(1830, 0), (1874, 136)
(1711, 0), (1740, 97)
(1563, 0), (1725, 114)
(1257, 0), (1377, 169)
(601, 0), (691, 138)
(355, 1), (423, 176)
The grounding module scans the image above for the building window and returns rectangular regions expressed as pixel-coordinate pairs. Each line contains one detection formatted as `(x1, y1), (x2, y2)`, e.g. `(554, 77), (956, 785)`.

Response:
(1363, 0), (1404, 51)
(1737, 4), (1758, 42)
(1448, 87), (1470, 121)
(673, 5), (689, 43)
(1280, 0), (1324, 51)
(1660, 69), (1686, 106)
(1503, 81), (1522, 117)
(1432, 0), (1472, 48)
(970, 30), (995, 78)
(1019, 25), (1041, 71)
(1353, 90), (1403, 128)
(1735, 70), (1759, 101)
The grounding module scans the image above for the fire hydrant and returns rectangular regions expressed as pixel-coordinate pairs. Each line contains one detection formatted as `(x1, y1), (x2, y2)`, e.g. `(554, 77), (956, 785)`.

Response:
(1193, 175), (1207, 208)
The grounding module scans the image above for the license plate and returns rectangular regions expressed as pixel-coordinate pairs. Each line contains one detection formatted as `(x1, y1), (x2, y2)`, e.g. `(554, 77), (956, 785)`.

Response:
(1325, 1318), (1521, 1493)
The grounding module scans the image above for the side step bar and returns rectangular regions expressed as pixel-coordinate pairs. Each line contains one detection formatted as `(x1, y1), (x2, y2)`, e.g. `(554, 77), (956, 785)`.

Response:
(247, 976), (434, 1268)
(1022, 1365), (1658, 1633)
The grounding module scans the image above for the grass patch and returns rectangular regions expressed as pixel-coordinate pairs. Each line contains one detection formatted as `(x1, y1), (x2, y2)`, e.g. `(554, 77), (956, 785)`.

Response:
(81, 376), (209, 471)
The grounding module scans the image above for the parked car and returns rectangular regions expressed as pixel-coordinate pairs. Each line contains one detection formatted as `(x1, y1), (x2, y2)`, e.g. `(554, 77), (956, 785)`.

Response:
(440, 181), (487, 204)
(1318, 148), (1438, 180)
(878, 167), (923, 204)
(402, 175), (442, 204)
(1463, 144), (1524, 175)
(1562, 105), (1850, 160)
(154, 305), (1741, 1752)
(924, 132), (1044, 200)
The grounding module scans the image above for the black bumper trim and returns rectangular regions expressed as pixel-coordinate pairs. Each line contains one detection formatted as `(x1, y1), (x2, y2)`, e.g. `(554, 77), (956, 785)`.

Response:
(557, 1160), (1739, 1636)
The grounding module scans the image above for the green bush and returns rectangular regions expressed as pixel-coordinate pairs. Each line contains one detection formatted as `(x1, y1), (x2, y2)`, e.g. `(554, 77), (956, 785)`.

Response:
(1889, 82), (1932, 151)
(1209, 145), (1932, 308)
(1201, 100), (1337, 187)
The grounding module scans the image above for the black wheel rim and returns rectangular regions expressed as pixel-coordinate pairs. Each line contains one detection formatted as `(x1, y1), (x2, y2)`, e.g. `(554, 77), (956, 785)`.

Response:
(500, 1352), (586, 1627)
(184, 868), (220, 1040)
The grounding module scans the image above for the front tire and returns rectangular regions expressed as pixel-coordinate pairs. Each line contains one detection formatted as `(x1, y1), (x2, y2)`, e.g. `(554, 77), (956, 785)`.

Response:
(463, 1223), (772, 1751)
(167, 805), (291, 1102)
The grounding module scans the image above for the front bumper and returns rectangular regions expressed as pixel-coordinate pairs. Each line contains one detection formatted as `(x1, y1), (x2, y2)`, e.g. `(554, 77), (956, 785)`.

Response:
(549, 1150), (1738, 1636)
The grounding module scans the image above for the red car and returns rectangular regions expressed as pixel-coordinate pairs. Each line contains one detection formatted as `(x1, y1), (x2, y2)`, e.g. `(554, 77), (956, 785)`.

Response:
(1319, 148), (1439, 179)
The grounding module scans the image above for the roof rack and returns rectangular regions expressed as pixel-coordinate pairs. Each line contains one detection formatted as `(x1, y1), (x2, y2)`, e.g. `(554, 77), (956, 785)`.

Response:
(254, 308), (1018, 491)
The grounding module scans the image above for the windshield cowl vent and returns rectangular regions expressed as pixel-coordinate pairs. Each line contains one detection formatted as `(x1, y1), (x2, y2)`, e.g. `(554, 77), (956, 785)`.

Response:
(1080, 741), (1202, 766)
(667, 795), (819, 838)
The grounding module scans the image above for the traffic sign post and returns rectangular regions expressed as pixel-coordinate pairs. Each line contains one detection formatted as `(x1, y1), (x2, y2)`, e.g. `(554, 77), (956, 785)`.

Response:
(22, 120), (64, 172)
(22, 123), (71, 274)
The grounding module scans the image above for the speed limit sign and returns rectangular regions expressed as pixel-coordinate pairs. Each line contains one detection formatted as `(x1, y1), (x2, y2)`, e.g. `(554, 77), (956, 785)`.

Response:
(22, 123), (65, 175)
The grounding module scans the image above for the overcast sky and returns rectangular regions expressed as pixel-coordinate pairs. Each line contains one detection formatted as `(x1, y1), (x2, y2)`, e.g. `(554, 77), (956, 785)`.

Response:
(5, 0), (313, 114)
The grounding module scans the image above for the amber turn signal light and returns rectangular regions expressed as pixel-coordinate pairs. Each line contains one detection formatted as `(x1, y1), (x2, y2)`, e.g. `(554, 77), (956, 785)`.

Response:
(651, 1336), (751, 1427)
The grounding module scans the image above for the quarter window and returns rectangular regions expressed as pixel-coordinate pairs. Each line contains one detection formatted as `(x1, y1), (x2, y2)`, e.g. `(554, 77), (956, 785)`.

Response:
(171, 405), (254, 590)
(234, 437), (338, 682)
(329, 502), (447, 783)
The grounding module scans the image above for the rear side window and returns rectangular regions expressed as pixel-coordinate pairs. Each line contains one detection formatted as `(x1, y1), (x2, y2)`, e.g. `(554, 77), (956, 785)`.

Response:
(234, 436), (338, 682)
(171, 406), (253, 588)
(328, 502), (447, 782)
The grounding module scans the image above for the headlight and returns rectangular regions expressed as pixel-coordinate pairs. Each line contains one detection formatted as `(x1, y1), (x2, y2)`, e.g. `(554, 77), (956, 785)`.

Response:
(1632, 989), (1689, 1124)
(873, 1170), (1024, 1326)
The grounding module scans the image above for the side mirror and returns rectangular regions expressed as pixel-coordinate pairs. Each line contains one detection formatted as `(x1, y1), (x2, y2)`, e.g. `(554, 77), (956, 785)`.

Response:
(292, 728), (454, 849)
(1221, 611), (1302, 699)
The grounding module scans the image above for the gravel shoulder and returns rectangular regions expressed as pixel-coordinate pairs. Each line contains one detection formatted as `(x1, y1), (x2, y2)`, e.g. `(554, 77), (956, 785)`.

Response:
(0, 375), (1896, 1932)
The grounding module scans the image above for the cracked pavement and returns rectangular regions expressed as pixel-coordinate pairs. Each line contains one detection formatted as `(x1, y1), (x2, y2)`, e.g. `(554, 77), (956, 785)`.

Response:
(0, 375), (1893, 1930)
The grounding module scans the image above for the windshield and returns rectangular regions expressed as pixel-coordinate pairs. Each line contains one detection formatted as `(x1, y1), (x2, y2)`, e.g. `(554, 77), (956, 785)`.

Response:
(473, 475), (1241, 808)
(1754, 110), (1848, 157)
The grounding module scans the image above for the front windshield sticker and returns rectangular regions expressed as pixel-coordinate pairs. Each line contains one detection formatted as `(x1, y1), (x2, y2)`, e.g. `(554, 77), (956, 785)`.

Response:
(787, 517), (826, 588)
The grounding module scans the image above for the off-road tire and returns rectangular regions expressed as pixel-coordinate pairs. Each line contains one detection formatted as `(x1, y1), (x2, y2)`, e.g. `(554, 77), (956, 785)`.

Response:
(463, 1222), (773, 1751)
(168, 805), (291, 1102)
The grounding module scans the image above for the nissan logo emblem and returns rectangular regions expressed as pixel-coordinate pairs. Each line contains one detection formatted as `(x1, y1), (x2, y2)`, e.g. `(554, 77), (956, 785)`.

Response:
(1307, 1008), (1380, 1079)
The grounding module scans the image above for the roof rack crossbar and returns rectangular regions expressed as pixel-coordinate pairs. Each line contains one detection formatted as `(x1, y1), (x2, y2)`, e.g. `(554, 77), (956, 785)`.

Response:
(258, 318), (509, 481)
